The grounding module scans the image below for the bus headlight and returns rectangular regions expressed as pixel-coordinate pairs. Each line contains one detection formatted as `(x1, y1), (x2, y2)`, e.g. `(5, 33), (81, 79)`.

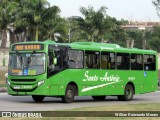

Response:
(38, 80), (44, 87)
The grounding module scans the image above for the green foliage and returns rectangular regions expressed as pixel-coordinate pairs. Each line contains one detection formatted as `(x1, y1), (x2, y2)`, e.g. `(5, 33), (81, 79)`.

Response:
(147, 26), (160, 52)
(0, 1), (159, 50)
(0, 0), (68, 44)
(153, 0), (160, 17)
(125, 30), (143, 48)
(0, 0), (18, 48)
(68, 6), (128, 44)
(14, 0), (63, 41)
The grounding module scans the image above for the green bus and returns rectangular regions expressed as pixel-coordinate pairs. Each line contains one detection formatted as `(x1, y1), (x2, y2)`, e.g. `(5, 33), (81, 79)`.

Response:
(7, 40), (158, 103)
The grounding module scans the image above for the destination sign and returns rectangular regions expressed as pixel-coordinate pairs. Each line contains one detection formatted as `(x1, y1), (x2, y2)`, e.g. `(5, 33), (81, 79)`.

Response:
(13, 44), (44, 51)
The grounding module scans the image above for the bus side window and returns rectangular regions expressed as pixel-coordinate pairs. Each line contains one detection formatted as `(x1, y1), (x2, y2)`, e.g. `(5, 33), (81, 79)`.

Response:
(117, 53), (130, 70)
(131, 54), (143, 70)
(68, 50), (84, 69)
(85, 51), (100, 69)
(101, 52), (115, 69)
(144, 55), (156, 71)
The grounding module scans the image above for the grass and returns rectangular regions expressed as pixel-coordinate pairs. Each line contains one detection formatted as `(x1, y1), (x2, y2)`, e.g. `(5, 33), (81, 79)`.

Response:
(67, 103), (160, 111)
(0, 84), (6, 87)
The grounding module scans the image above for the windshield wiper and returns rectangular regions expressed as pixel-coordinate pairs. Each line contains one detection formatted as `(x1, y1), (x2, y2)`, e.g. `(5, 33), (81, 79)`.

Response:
(16, 51), (23, 68)
(26, 50), (36, 68)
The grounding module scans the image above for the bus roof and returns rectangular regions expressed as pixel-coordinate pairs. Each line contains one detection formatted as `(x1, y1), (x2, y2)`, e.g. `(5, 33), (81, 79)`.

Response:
(69, 42), (156, 54)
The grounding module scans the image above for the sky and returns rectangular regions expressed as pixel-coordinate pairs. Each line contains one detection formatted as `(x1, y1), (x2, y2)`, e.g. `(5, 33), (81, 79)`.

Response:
(48, 0), (159, 22)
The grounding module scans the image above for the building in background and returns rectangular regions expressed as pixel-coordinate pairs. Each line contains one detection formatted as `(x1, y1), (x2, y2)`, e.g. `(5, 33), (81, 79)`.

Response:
(122, 21), (160, 30)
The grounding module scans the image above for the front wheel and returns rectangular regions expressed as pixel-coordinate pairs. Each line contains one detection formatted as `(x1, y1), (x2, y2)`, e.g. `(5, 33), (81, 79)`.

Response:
(117, 85), (134, 101)
(32, 95), (44, 102)
(61, 85), (75, 103)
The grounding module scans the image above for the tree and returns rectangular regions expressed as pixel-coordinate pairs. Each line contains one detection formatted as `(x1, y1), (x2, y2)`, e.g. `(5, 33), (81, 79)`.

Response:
(147, 26), (160, 52)
(42, 17), (68, 42)
(15, 0), (51, 41)
(75, 6), (108, 42)
(11, 0), (64, 42)
(153, 0), (160, 17)
(0, 0), (17, 48)
(71, 6), (127, 44)
(40, 7), (68, 42)
(102, 18), (128, 45)
(13, 0), (61, 41)
(125, 30), (143, 48)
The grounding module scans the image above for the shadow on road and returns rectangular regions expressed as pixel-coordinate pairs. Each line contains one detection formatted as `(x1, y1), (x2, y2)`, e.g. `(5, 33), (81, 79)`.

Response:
(0, 95), (149, 104)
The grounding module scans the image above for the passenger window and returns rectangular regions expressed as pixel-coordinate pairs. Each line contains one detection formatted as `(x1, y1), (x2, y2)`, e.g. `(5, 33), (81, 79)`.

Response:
(101, 52), (115, 69)
(131, 54), (143, 70)
(144, 55), (156, 71)
(68, 50), (84, 68)
(85, 51), (100, 69)
(117, 53), (130, 70)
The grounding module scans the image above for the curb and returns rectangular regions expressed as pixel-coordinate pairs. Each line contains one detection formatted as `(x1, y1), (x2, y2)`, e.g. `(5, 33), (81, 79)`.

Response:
(0, 87), (7, 92)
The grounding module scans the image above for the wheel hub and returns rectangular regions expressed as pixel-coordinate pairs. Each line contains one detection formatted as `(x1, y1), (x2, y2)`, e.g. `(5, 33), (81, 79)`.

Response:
(67, 89), (73, 99)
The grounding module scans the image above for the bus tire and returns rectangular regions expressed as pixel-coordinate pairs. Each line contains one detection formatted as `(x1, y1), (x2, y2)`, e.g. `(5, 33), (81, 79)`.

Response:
(117, 84), (134, 101)
(92, 96), (106, 100)
(32, 95), (44, 102)
(61, 85), (75, 103)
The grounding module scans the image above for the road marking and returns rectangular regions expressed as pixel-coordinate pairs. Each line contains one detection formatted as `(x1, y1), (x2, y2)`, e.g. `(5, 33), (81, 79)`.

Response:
(0, 93), (7, 95)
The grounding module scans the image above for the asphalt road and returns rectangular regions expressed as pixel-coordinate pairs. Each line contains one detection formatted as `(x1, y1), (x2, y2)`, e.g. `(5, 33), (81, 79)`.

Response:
(0, 91), (160, 111)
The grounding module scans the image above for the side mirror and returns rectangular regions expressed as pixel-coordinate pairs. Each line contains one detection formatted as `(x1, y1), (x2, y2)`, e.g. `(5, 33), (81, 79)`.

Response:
(5, 73), (8, 81)
(53, 58), (57, 65)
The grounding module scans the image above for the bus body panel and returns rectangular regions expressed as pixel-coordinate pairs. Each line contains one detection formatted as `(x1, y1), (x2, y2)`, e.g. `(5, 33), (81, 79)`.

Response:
(8, 69), (157, 96)
(7, 41), (158, 100)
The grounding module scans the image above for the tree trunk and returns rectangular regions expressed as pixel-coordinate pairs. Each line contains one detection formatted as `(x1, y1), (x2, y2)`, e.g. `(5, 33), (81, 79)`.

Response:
(131, 39), (134, 48)
(16, 34), (19, 42)
(91, 34), (94, 42)
(0, 29), (7, 49)
(10, 30), (15, 45)
(20, 34), (23, 42)
(126, 39), (130, 48)
(22, 31), (27, 42)
(142, 31), (146, 49)
(35, 27), (39, 41)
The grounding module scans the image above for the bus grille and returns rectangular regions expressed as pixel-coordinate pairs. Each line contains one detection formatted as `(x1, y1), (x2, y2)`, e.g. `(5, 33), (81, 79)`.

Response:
(11, 79), (36, 82)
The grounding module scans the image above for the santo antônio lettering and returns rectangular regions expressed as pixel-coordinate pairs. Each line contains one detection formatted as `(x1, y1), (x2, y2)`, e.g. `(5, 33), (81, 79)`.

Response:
(83, 71), (120, 82)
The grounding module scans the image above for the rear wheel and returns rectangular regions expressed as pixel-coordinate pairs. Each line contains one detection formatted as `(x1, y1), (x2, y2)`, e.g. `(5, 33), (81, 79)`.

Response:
(117, 84), (134, 101)
(32, 95), (44, 102)
(61, 85), (75, 103)
(92, 96), (106, 100)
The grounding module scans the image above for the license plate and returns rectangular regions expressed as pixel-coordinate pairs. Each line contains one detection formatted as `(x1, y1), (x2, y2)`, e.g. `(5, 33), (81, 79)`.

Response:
(13, 86), (32, 89)
(21, 86), (32, 89)
(13, 86), (20, 89)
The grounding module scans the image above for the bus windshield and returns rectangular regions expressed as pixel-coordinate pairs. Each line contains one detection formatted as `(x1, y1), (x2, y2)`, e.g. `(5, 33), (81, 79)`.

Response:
(9, 53), (45, 76)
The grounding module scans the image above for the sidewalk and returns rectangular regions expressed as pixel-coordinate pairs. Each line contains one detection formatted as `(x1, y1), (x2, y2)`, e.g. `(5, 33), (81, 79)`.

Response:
(0, 65), (7, 92)
(0, 87), (7, 92)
